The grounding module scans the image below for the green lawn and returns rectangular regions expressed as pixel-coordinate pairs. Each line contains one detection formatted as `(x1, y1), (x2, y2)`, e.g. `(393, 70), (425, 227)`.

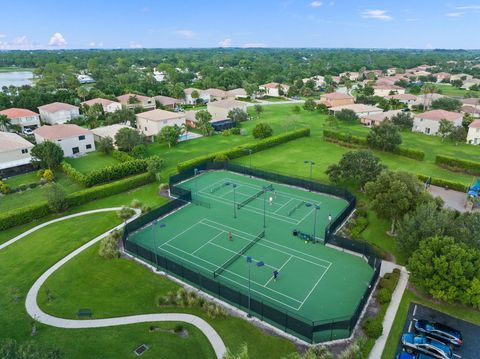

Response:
(64, 151), (120, 174)
(3, 171), (39, 188)
(0, 171), (82, 212)
(0, 67), (34, 73)
(382, 288), (480, 359)
(0, 208), (296, 358)
(433, 83), (480, 97)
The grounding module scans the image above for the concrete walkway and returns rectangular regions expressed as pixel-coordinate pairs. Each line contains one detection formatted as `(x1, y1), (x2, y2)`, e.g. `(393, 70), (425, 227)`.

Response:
(369, 261), (409, 359)
(1, 208), (227, 358)
(428, 185), (468, 213)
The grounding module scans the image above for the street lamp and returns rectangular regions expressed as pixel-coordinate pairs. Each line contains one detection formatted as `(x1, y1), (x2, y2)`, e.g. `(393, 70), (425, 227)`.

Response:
(305, 203), (321, 243)
(193, 168), (204, 198)
(244, 148), (253, 174)
(151, 220), (166, 270)
(247, 256), (264, 318)
(225, 182), (237, 219)
(304, 160), (315, 190)
(262, 185), (269, 228)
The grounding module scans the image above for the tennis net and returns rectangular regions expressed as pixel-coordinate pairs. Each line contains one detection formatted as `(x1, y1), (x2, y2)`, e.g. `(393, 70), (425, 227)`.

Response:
(213, 230), (265, 278)
(237, 184), (273, 209)
(288, 200), (306, 217)
(210, 183), (226, 193)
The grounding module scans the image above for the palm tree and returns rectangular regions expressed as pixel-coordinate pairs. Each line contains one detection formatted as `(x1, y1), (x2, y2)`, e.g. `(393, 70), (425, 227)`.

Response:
(181, 122), (189, 139)
(0, 115), (12, 132)
(421, 83), (436, 110)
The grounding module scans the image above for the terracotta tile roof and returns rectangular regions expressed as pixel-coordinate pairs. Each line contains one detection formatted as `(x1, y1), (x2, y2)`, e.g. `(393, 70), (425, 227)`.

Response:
(415, 109), (462, 121)
(462, 98), (480, 106)
(386, 94), (417, 101)
(0, 108), (38, 119)
(184, 88), (202, 95)
(260, 82), (289, 89)
(205, 88), (226, 97)
(469, 119), (480, 128)
(208, 99), (246, 109)
(226, 88), (247, 97)
(0, 131), (33, 152)
(373, 84), (403, 90)
(461, 105), (478, 114)
(153, 95), (182, 106)
(136, 109), (185, 122)
(363, 110), (402, 122)
(38, 102), (79, 113)
(330, 104), (382, 113)
(91, 124), (129, 139)
(116, 93), (152, 104)
(82, 98), (118, 107)
(33, 124), (92, 140)
(320, 92), (353, 100)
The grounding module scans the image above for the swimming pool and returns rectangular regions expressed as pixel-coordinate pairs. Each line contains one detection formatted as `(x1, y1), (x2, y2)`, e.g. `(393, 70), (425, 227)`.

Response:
(178, 132), (202, 142)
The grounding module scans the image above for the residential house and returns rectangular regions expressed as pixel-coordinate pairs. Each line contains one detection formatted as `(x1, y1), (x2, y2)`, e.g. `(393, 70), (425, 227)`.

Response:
(385, 94), (418, 107)
(38, 102), (80, 125)
(372, 84), (405, 97)
(33, 124), (95, 157)
(462, 98), (480, 108)
(184, 110), (198, 127)
(302, 76), (325, 89)
(207, 99), (248, 120)
(461, 79), (480, 90)
(184, 88), (211, 105)
(461, 105), (480, 118)
(412, 93), (445, 109)
(413, 110), (463, 135)
(0, 108), (40, 131)
(0, 131), (34, 174)
(360, 110), (402, 127)
(329, 104), (382, 118)
(450, 73), (473, 81)
(467, 120), (480, 145)
(258, 83), (290, 97)
(226, 88), (247, 99)
(413, 70), (432, 77)
(91, 124), (130, 147)
(153, 95), (183, 110)
(339, 72), (360, 81)
(116, 93), (156, 111)
(77, 74), (94, 84)
(318, 92), (354, 108)
(136, 109), (186, 140)
(81, 98), (122, 113)
(153, 70), (166, 82)
(204, 88), (227, 101)
(386, 68), (397, 76)
(433, 72), (451, 83)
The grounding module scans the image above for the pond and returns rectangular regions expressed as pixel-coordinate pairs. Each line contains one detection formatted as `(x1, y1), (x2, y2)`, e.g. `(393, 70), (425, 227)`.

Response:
(0, 71), (34, 88)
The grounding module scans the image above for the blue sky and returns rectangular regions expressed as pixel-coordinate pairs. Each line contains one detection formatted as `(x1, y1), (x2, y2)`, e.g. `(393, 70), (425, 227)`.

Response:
(0, 0), (478, 50)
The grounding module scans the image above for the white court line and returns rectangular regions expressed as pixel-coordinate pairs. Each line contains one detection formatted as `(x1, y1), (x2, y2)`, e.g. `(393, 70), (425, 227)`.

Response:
(201, 218), (332, 267)
(208, 241), (277, 271)
(273, 198), (293, 214)
(158, 220), (204, 249)
(263, 255), (293, 287)
(162, 242), (303, 305)
(297, 206), (315, 224)
(192, 231), (225, 254)
(297, 262), (331, 310)
(197, 178), (228, 194)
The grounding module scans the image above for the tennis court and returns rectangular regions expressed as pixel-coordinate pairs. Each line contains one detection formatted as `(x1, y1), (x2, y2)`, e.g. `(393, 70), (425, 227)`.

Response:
(127, 170), (374, 337)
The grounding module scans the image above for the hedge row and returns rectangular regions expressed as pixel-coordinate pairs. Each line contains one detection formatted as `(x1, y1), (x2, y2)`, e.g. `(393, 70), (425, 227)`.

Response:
(111, 150), (134, 163)
(323, 129), (425, 161)
(0, 173), (154, 231)
(417, 174), (469, 192)
(436, 155), (480, 176)
(62, 158), (152, 187)
(177, 128), (310, 172)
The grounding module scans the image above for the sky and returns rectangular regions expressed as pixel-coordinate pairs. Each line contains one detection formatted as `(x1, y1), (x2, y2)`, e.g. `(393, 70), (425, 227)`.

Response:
(0, 0), (479, 50)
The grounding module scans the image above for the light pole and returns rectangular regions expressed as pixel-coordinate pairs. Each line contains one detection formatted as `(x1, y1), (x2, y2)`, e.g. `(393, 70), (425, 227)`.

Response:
(151, 221), (166, 270)
(226, 182), (237, 219)
(247, 256), (264, 318)
(262, 186), (268, 228)
(304, 160), (315, 191)
(313, 204), (321, 243)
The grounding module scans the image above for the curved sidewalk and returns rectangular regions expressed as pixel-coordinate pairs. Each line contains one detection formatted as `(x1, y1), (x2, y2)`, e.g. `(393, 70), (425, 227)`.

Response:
(1, 207), (226, 358)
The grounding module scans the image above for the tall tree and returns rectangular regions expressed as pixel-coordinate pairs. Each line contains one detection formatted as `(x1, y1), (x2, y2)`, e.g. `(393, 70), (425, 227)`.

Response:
(114, 127), (144, 151)
(159, 124), (182, 148)
(195, 110), (214, 136)
(366, 121), (402, 151)
(30, 141), (64, 169)
(438, 119), (455, 142)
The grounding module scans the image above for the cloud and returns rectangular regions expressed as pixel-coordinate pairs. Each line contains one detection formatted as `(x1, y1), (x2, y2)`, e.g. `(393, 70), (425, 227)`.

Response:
(310, 1), (322, 7)
(446, 12), (464, 17)
(129, 41), (143, 49)
(0, 33), (6, 38)
(218, 38), (231, 47)
(173, 29), (196, 39)
(455, 5), (480, 10)
(0, 35), (36, 50)
(425, 43), (433, 49)
(406, 18), (421, 22)
(242, 43), (266, 48)
(361, 9), (393, 21)
(48, 32), (67, 46)
(89, 41), (103, 48)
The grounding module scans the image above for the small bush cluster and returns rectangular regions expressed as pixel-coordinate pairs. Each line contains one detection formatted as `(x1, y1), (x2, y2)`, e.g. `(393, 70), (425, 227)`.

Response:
(158, 288), (227, 319)
(0, 181), (11, 194)
(111, 149), (134, 162)
(99, 230), (121, 259)
(177, 128), (310, 172)
(362, 317), (383, 339)
(323, 129), (425, 161)
(417, 174), (468, 192)
(436, 155), (480, 176)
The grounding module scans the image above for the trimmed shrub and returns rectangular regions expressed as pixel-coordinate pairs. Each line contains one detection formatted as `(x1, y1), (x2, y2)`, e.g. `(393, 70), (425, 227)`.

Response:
(436, 155), (480, 176)
(111, 149), (134, 163)
(83, 160), (149, 187)
(177, 128), (310, 172)
(213, 154), (229, 162)
(376, 287), (393, 304)
(394, 146), (425, 161)
(43, 169), (55, 182)
(230, 127), (241, 135)
(0, 181), (11, 194)
(417, 174), (468, 192)
(362, 317), (383, 339)
(0, 173), (154, 231)
(61, 161), (86, 185)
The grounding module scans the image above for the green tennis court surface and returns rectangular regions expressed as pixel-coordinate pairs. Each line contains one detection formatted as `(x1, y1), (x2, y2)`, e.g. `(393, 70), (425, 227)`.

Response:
(128, 170), (374, 335)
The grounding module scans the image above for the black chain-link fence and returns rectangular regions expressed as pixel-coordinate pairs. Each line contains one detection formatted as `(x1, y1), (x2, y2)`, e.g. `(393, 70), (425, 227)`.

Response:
(123, 161), (380, 343)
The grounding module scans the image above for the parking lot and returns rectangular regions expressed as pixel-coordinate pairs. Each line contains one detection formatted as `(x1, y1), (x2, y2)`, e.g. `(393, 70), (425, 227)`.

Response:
(395, 303), (480, 359)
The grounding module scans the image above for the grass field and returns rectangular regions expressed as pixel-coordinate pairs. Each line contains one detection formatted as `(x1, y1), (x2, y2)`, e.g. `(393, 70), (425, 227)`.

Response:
(64, 151), (120, 174)
(127, 170), (374, 342)
(433, 83), (480, 97)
